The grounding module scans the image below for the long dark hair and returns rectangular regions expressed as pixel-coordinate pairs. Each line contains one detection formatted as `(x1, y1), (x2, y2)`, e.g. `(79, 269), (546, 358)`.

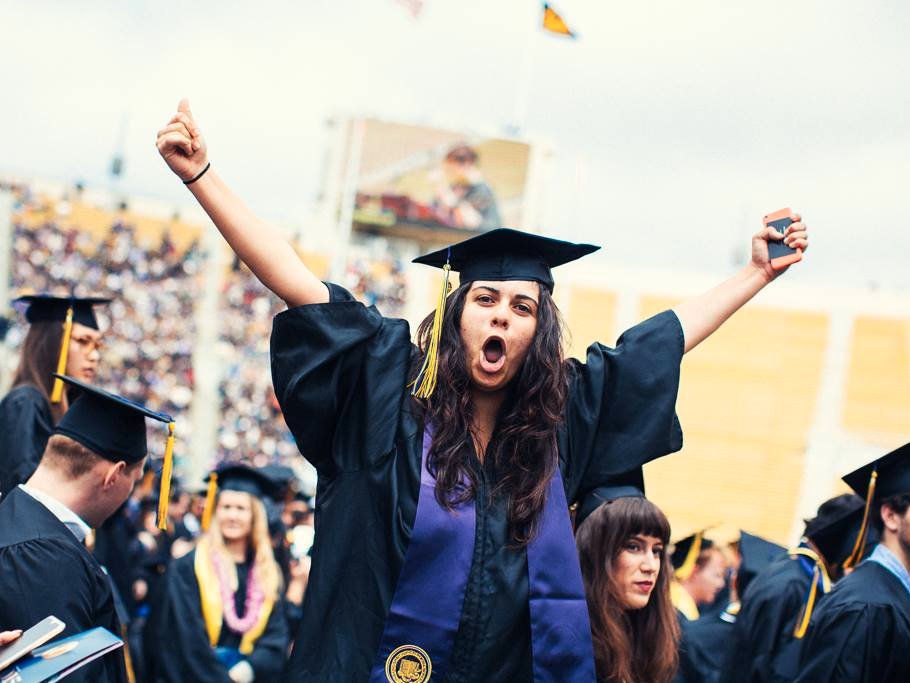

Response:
(576, 497), (680, 683)
(11, 321), (67, 421)
(412, 281), (569, 544)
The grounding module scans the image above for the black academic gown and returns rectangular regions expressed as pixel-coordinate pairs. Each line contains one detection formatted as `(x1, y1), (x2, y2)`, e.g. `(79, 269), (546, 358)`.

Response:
(0, 487), (127, 682)
(794, 560), (910, 683)
(271, 283), (684, 682)
(720, 556), (811, 683)
(147, 549), (289, 683)
(675, 606), (737, 683)
(0, 385), (53, 496)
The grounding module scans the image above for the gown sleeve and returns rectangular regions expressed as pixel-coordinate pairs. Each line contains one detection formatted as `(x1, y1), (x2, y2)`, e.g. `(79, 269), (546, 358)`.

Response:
(270, 283), (414, 476)
(563, 309), (684, 497)
(147, 552), (232, 683)
(0, 386), (54, 495)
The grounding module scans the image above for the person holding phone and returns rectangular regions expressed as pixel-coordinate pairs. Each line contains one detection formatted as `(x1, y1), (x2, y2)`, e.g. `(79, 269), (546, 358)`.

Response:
(156, 99), (808, 682)
(0, 630), (20, 646)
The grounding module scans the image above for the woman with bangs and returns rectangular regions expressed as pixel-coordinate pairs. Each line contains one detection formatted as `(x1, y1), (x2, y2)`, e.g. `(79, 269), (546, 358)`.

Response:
(147, 465), (289, 683)
(156, 100), (809, 682)
(576, 470), (680, 683)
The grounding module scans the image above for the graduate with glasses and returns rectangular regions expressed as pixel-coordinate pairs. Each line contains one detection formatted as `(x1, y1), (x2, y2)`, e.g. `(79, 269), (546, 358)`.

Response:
(0, 295), (109, 496)
(156, 99), (809, 682)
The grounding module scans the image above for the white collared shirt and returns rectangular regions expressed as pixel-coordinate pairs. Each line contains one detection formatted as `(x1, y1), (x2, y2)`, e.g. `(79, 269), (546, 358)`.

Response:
(19, 483), (91, 543)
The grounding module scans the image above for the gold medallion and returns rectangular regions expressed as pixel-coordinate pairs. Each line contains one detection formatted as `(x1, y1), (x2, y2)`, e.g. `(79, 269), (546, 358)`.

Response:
(385, 644), (432, 683)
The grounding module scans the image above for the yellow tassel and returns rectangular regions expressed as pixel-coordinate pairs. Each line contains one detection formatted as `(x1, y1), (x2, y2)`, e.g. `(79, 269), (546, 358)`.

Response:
(674, 530), (703, 581)
(201, 472), (218, 532)
(157, 422), (176, 530)
(50, 306), (74, 403)
(843, 469), (877, 570)
(410, 261), (451, 399)
(788, 546), (831, 638)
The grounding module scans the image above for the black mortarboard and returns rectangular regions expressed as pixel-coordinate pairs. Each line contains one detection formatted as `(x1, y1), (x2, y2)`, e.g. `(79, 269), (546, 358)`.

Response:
(737, 531), (785, 594)
(412, 227), (599, 294)
(259, 464), (297, 500)
(13, 294), (110, 330)
(215, 464), (280, 500)
(52, 374), (177, 529)
(839, 441), (910, 569)
(671, 530), (715, 580)
(53, 374), (172, 464)
(575, 468), (645, 528)
(804, 494), (868, 569)
(842, 441), (910, 501)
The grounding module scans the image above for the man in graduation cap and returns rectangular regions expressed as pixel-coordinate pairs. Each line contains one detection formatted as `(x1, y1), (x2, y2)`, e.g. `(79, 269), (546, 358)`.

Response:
(794, 443), (910, 682)
(0, 374), (174, 683)
(722, 493), (871, 683)
(0, 294), (109, 496)
(157, 99), (810, 682)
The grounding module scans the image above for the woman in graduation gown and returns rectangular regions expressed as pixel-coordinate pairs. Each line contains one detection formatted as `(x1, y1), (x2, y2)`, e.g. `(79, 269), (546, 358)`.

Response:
(0, 295), (107, 496)
(147, 465), (289, 683)
(575, 470), (681, 683)
(156, 100), (810, 682)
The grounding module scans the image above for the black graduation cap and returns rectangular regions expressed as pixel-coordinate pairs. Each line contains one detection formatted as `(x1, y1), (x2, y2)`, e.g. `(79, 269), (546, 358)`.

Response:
(737, 531), (785, 594)
(216, 463), (280, 500)
(13, 294), (111, 330)
(575, 467), (645, 528)
(842, 441), (910, 501)
(53, 374), (173, 464)
(412, 227), (600, 294)
(671, 530), (715, 580)
(839, 441), (910, 569)
(803, 494), (869, 569)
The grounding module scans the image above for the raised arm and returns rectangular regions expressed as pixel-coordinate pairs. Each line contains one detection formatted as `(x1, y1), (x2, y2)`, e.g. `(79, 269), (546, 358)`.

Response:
(156, 99), (328, 307)
(673, 212), (809, 353)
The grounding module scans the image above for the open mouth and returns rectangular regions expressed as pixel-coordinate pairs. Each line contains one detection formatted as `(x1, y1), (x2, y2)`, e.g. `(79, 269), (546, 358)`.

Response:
(479, 337), (506, 373)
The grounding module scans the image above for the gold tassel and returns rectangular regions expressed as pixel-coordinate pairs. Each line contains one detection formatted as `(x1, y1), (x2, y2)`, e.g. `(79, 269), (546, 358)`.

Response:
(157, 422), (176, 530)
(674, 530), (703, 581)
(410, 260), (451, 399)
(788, 546), (831, 638)
(201, 472), (218, 532)
(50, 305), (74, 403)
(842, 469), (877, 570)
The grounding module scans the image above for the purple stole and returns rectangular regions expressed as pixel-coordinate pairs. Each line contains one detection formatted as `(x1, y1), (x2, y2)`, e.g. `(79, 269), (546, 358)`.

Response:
(370, 427), (595, 682)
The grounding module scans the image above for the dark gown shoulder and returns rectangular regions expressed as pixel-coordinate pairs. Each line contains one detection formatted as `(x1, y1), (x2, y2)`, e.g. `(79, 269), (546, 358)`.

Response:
(0, 488), (125, 682)
(0, 384), (54, 496)
(720, 555), (809, 683)
(795, 561), (910, 683)
(676, 607), (737, 683)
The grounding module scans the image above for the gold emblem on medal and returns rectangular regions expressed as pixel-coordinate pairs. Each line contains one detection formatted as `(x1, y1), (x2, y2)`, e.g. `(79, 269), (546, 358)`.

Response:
(385, 644), (432, 683)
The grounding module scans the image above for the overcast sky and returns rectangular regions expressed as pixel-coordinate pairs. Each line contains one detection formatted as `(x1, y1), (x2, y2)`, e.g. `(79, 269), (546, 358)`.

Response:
(3, 0), (908, 289)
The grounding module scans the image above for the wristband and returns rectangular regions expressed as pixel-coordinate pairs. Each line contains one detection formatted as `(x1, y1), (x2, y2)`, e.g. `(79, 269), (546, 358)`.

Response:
(183, 162), (211, 185)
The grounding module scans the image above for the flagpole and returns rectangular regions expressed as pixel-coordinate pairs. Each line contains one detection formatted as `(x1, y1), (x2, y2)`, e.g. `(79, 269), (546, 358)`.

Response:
(509, 4), (539, 136)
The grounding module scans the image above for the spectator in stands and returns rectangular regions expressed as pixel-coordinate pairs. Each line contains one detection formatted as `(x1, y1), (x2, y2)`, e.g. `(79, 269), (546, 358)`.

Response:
(433, 143), (502, 231)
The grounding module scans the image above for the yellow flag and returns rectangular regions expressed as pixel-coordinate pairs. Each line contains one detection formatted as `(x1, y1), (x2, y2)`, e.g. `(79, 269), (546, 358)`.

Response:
(542, 2), (576, 38)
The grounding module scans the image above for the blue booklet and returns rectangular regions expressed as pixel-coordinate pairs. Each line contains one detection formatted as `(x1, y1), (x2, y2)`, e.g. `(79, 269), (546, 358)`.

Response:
(0, 627), (122, 682)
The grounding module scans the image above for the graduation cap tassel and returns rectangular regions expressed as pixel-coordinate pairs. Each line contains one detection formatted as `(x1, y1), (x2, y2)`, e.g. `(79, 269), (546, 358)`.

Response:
(50, 305), (75, 403)
(674, 530), (703, 581)
(410, 259), (451, 399)
(156, 422), (177, 530)
(842, 469), (878, 570)
(201, 472), (218, 532)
